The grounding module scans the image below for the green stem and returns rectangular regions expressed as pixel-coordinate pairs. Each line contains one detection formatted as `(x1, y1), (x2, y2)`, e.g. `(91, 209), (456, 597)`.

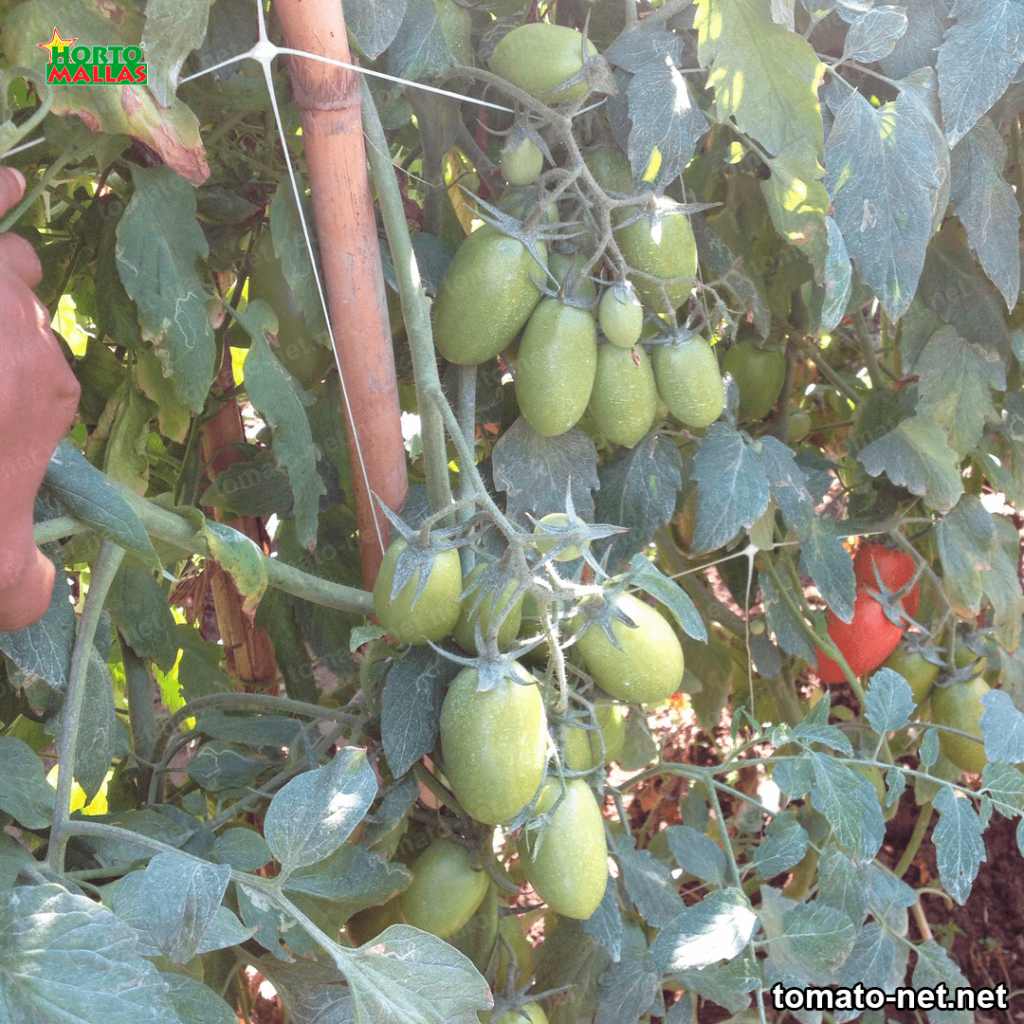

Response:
(795, 337), (860, 405)
(852, 310), (885, 390)
(119, 633), (156, 801)
(705, 773), (743, 889)
(49, 538), (126, 873)
(457, 364), (477, 577)
(894, 800), (933, 878)
(361, 78), (453, 519)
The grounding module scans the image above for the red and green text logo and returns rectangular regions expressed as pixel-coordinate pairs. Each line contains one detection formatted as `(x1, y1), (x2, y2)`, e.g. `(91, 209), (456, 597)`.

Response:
(38, 28), (147, 85)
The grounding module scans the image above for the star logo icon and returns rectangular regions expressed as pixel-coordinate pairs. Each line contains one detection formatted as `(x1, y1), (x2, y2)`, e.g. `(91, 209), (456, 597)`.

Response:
(37, 28), (76, 63)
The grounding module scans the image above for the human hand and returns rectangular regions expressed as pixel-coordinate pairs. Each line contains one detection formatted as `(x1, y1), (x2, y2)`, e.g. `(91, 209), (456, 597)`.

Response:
(0, 166), (81, 632)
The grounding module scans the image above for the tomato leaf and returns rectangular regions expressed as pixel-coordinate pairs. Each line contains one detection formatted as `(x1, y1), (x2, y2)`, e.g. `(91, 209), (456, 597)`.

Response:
(938, 0), (1024, 146)
(780, 902), (857, 980)
(347, 0), (408, 59)
(161, 974), (237, 1024)
(752, 811), (808, 879)
(115, 167), (216, 409)
(581, 883), (624, 962)
(824, 79), (947, 320)
(647, 889), (758, 974)
(912, 940), (974, 1024)
(386, 0), (470, 82)
(595, 952), (659, 1024)
(692, 422), (771, 554)
(810, 754), (871, 856)
(269, 183), (329, 344)
(841, 7), (908, 63)
(340, 924), (491, 1024)
(141, 0), (212, 107)
(695, 0), (828, 266)
(239, 302), (326, 551)
(820, 217), (853, 331)
(817, 844), (868, 928)
(856, 414), (963, 512)
(880, 0), (946, 80)
(864, 668), (916, 735)
(492, 418), (599, 526)
(836, 922), (905, 1001)
(112, 851), (231, 963)
(982, 762), (1024, 818)
(799, 519), (856, 623)
(949, 117), (1021, 308)
(979, 689), (1024, 765)
(982, 516), (1024, 650)
(935, 494), (991, 618)
(627, 555), (707, 642)
(595, 435), (682, 569)
(915, 326), (1003, 456)
(0, 884), (181, 1024)
(614, 835), (685, 929)
(0, 737), (56, 830)
(663, 825), (727, 887)
(264, 747), (377, 875)
(932, 786), (986, 905)
(381, 646), (459, 778)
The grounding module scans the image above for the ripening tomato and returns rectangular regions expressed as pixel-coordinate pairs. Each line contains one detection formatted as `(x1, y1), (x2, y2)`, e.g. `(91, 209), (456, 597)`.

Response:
(814, 589), (905, 683)
(440, 662), (548, 824)
(401, 839), (489, 938)
(855, 543), (920, 618)
(519, 778), (607, 919)
(930, 677), (989, 774)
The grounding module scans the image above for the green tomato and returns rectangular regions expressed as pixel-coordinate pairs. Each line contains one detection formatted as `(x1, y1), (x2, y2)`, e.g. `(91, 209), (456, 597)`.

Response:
(492, 913), (535, 991)
(489, 23), (598, 104)
(519, 778), (607, 919)
(930, 677), (990, 775)
(587, 343), (658, 448)
(501, 137), (544, 186)
(788, 407), (812, 443)
(884, 645), (940, 706)
(533, 511), (582, 562)
(440, 663), (549, 824)
(599, 283), (644, 348)
(652, 336), (725, 429)
(584, 146), (633, 195)
(345, 897), (405, 946)
(722, 340), (786, 421)
(434, 225), (548, 365)
(486, 1002), (549, 1024)
(373, 539), (463, 644)
(515, 297), (597, 436)
(615, 198), (697, 313)
(401, 839), (489, 939)
(575, 592), (685, 705)
(448, 881), (499, 974)
(248, 232), (333, 389)
(563, 701), (627, 770)
(453, 564), (524, 654)
(547, 251), (598, 303)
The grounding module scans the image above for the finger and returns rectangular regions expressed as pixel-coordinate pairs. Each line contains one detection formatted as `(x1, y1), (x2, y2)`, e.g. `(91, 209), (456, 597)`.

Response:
(0, 167), (26, 217)
(0, 233), (42, 289)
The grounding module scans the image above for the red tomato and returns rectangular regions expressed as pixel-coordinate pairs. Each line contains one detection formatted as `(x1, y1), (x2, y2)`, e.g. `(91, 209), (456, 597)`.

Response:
(854, 543), (919, 618)
(815, 589), (906, 683)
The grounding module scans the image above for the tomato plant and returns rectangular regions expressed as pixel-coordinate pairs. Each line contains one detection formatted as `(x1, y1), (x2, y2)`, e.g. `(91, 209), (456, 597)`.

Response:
(8, 1), (1024, 1020)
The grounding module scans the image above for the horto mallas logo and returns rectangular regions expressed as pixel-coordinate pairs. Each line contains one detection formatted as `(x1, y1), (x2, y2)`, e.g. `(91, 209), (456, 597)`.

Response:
(37, 27), (147, 85)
